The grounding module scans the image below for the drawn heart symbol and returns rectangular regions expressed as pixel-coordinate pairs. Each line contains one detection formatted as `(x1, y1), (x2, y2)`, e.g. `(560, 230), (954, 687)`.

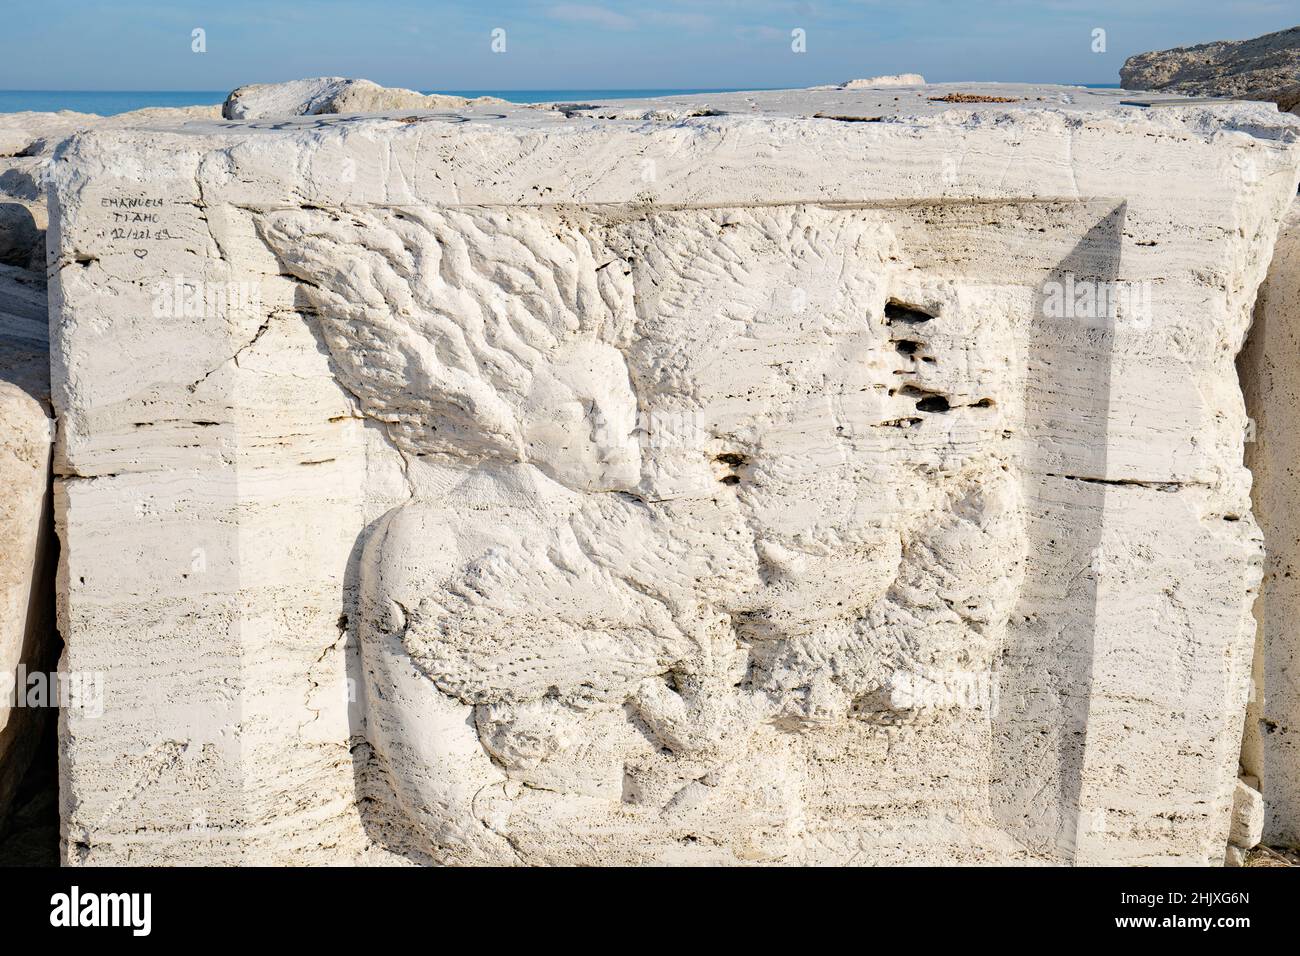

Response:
(133, 248), (148, 259)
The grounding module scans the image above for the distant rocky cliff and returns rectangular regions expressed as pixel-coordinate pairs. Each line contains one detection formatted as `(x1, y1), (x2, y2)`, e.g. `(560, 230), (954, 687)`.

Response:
(1121, 25), (1300, 114)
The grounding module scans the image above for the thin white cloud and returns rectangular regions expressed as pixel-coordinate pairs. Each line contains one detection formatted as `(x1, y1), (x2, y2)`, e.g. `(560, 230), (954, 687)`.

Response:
(547, 3), (719, 32)
(547, 4), (637, 30)
(735, 25), (790, 42)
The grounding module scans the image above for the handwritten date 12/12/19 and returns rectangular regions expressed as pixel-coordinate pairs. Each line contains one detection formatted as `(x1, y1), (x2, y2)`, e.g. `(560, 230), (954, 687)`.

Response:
(108, 227), (173, 241)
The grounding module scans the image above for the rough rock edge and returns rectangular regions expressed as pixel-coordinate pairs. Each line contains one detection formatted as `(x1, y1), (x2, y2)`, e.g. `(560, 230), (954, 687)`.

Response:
(221, 76), (508, 120)
(1121, 25), (1300, 115)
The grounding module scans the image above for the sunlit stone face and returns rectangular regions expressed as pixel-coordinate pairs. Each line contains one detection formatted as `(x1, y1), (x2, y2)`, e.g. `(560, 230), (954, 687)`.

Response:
(263, 201), (1032, 862)
(46, 87), (1291, 866)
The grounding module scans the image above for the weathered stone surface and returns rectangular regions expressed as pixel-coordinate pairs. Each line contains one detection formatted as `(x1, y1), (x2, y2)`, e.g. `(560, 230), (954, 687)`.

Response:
(0, 101), (223, 836)
(1121, 25), (1300, 115)
(0, 115), (61, 273)
(222, 77), (505, 120)
(1228, 778), (1265, 848)
(0, 106), (224, 274)
(0, 112), (100, 159)
(1240, 198), (1300, 848)
(0, 263), (54, 824)
(0, 107), (222, 160)
(46, 84), (1300, 864)
(0, 203), (40, 272)
(0, 101), (223, 834)
(842, 74), (926, 88)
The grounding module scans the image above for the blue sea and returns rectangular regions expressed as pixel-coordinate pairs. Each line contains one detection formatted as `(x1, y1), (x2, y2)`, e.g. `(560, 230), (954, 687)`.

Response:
(0, 86), (1122, 116)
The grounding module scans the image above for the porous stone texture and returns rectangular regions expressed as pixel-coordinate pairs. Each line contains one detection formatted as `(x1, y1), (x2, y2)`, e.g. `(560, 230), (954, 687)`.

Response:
(222, 77), (505, 120)
(1121, 25), (1300, 115)
(842, 75), (926, 88)
(1240, 198), (1300, 848)
(0, 263), (54, 823)
(46, 84), (1300, 864)
(1, 106), (223, 272)
(808, 75), (927, 95)
(0, 102), (223, 833)
(1228, 778), (1265, 849)
(0, 113), (66, 272)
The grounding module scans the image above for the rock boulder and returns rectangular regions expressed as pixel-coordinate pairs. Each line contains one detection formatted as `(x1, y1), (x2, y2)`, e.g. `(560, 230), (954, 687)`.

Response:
(44, 84), (1300, 865)
(222, 77), (506, 120)
(0, 264), (54, 826)
(1121, 25), (1300, 114)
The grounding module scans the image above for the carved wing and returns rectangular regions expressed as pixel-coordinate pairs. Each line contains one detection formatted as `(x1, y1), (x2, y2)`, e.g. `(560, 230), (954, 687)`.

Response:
(259, 206), (639, 491)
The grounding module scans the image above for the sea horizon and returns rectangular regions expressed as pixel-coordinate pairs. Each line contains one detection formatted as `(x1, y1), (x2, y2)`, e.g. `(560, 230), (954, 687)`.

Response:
(0, 84), (1124, 116)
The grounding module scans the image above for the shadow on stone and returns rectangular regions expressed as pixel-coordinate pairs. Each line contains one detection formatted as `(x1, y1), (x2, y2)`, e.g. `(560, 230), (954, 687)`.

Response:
(993, 202), (1126, 861)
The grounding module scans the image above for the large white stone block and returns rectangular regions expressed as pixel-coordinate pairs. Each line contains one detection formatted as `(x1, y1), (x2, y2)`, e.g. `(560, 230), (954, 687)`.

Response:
(0, 264), (55, 820)
(1241, 197), (1300, 848)
(1228, 778), (1265, 848)
(45, 86), (1300, 864)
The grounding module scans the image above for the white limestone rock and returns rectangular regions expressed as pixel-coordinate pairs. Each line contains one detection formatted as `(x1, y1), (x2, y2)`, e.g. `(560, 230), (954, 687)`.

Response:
(842, 74), (926, 88)
(222, 77), (354, 119)
(808, 75), (925, 92)
(45, 85), (1300, 865)
(1241, 218), (1300, 849)
(0, 112), (101, 159)
(0, 264), (54, 821)
(1228, 778), (1265, 848)
(222, 77), (505, 120)
(0, 101), (220, 825)
(0, 106), (223, 272)
(1, 107), (222, 159)
(1121, 26), (1300, 115)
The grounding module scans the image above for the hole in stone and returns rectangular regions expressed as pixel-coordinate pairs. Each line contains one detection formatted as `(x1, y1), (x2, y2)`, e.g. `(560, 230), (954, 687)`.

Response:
(894, 339), (921, 355)
(892, 386), (947, 418)
(813, 113), (884, 123)
(720, 475), (741, 485)
(884, 299), (935, 325)
(715, 452), (748, 466)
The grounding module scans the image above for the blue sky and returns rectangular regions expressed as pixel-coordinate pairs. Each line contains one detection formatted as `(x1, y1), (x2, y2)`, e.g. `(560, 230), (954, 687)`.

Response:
(1, 1), (1295, 91)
